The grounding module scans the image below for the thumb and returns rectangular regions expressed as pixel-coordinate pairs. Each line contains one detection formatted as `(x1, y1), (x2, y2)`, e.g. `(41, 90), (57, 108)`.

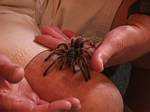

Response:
(91, 43), (115, 72)
(91, 26), (130, 72)
(0, 53), (24, 83)
(91, 44), (110, 72)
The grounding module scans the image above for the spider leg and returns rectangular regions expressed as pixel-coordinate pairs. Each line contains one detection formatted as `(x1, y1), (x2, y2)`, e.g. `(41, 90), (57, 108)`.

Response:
(43, 55), (64, 76)
(59, 56), (67, 70)
(71, 38), (76, 47)
(82, 48), (92, 58)
(80, 56), (91, 80)
(44, 49), (66, 62)
(77, 58), (89, 81)
(71, 60), (77, 74)
(72, 64), (76, 74)
(54, 49), (66, 55)
(56, 43), (68, 50)
(82, 39), (95, 47)
(44, 51), (57, 61)
(84, 46), (94, 49)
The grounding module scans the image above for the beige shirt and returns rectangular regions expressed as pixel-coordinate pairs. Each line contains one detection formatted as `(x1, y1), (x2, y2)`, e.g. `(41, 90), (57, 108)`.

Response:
(0, 0), (126, 67)
(41, 0), (122, 42)
(0, 0), (123, 42)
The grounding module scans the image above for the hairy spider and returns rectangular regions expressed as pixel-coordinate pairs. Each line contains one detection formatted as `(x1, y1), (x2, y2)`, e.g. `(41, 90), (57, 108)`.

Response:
(43, 37), (95, 81)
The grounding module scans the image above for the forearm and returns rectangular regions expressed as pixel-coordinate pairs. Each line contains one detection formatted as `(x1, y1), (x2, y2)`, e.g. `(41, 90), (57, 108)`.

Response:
(104, 14), (150, 67)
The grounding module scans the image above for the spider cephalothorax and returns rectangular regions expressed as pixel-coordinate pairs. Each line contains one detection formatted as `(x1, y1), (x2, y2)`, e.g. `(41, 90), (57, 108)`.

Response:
(43, 37), (95, 81)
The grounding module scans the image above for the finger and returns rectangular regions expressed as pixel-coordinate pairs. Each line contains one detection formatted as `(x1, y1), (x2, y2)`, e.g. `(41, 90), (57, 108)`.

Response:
(63, 30), (82, 40)
(65, 97), (81, 111)
(91, 42), (115, 72)
(34, 100), (72, 112)
(63, 30), (76, 38)
(0, 94), (71, 112)
(0, 93), (34, 112)
(41, 26), (69, 41)
(35, 35), (67, 49)
(0, 53), (24, 83)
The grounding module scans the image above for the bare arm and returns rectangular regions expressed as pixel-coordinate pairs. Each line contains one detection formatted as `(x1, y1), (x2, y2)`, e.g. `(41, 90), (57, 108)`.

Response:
(91, 14), (150, 71)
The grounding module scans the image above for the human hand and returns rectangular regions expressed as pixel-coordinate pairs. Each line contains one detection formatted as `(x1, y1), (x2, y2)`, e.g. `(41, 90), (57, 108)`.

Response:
(35, 26), (76, 49)
(91, 14), (150, 72)
(0, 53), (81, 112)
(36, 14), (150, 73)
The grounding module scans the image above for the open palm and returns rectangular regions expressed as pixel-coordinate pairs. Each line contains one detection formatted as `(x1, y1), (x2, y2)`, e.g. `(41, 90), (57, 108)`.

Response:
(0, 53), (81, 112)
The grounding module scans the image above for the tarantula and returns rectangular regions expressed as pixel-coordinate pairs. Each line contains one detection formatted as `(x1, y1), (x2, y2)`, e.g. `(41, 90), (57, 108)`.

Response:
(43, 37), (95, 81)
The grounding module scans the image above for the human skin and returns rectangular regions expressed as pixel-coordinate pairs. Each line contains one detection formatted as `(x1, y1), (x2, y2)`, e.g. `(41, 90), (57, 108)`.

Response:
(0, 22), (123, 112)
(0, 12), (123, 112)
(35, 14), (150, 71)
(0, 29), (123, 112)
(1, 0), (150, 110)
(0, 53), (81, 112)
(93, 14), (150, 111)
(35, 14), (150, 111)
(0, 13), (81, 112)
(25, 50), (123, 112)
